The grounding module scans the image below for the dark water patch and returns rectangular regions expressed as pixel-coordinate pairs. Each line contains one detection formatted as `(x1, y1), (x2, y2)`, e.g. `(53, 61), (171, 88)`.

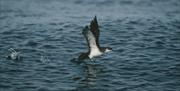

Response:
(119, 0), (133, 5)
(0, 16), (9, 20)
(40, 44), (57, 49)
(23, 23), (37, 27)
(24, 40), (39, 47)
(170, 20), (180, 29)
(48, 22), (64, 26)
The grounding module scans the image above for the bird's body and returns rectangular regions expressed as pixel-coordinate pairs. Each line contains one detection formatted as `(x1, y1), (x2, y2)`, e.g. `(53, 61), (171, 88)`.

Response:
(78, 16), (112, 61)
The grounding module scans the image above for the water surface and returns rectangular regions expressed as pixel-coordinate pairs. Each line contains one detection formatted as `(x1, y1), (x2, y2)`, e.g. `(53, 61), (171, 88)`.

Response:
(0, 0), (180, 91)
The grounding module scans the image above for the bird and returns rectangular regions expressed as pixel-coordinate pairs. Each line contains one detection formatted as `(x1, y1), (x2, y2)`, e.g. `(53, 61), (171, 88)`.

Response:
(78, 16), (112, 61)
(6, 48), (20, 60)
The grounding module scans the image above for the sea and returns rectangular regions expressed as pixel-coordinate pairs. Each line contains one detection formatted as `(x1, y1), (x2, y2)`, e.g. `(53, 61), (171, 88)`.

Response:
(0, 0), (180, 91)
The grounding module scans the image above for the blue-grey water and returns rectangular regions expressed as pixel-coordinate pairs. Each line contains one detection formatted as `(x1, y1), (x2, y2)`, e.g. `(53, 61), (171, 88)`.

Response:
(0, 0), (180, 91)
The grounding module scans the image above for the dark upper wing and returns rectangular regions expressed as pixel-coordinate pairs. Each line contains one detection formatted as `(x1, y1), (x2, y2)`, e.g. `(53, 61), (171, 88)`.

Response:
(90, 16), (100, 47)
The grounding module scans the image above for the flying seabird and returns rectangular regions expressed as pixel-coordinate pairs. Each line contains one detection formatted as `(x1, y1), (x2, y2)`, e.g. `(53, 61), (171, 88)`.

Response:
(78, 16), (112, 61)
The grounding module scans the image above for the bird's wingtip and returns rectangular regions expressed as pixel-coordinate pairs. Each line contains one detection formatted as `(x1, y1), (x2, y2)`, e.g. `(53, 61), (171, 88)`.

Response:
(93, 15), (97, 22)
(94, 15), (97, 19)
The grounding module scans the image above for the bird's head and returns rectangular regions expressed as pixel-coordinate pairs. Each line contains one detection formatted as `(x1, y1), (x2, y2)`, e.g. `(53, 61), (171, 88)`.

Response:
(105, 47), (112, 52)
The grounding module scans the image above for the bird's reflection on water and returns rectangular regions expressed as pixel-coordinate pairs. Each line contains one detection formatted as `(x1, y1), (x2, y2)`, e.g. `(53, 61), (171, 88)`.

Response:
(74, 60), (105, 90)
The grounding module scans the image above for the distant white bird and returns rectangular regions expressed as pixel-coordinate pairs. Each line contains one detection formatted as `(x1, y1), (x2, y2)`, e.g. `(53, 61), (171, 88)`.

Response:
(6, 48), (20, 60)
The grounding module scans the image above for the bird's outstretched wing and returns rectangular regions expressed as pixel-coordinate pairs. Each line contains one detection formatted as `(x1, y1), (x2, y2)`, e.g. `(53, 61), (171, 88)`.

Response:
(82, 26), (99, 52)
(90, 16), (100, 47)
